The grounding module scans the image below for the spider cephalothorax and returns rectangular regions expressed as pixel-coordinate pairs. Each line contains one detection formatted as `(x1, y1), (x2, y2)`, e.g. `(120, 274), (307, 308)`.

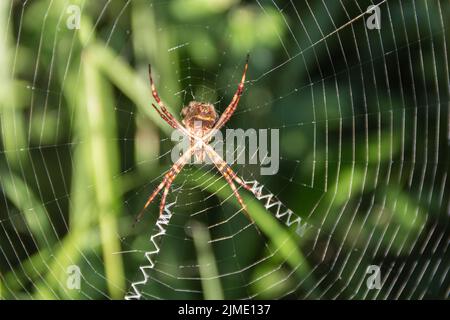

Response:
(181, 102), (218, 162)
(135, 55), (254, 224)
(181, 101), (218, 128)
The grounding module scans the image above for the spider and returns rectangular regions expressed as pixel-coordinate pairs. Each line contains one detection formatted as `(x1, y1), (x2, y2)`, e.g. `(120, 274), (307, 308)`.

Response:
(135, 55), (256, 225)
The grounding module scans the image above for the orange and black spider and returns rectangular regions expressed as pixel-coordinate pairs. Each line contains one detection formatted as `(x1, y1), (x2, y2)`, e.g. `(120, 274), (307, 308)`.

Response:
(135, 55), (255, 224)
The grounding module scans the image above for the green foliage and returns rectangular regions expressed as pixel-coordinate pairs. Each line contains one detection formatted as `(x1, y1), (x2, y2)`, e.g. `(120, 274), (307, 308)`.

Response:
(0, 0), (448, 300)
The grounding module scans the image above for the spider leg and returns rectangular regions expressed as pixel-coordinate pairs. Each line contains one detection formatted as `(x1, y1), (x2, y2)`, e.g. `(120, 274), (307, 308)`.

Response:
(158, 170), (177, 217)
(218, 165), (254, 223)
(133, 146), (194, 226)
(204, 144), (253, 192)
(205, 147), (254, 223)
(210, 54), (249, 134)
(151, 103), (178, 129)
(134, 178), (167, 226)
(148, 65), (185, 129)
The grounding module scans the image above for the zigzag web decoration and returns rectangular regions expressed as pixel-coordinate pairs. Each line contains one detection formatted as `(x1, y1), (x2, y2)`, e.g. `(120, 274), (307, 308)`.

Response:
(125, 200), (176, 300)
(244, 179), (313, 237)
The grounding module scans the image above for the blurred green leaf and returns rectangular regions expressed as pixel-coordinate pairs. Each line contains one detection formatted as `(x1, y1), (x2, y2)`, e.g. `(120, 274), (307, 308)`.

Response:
(170, 0), (239, 20)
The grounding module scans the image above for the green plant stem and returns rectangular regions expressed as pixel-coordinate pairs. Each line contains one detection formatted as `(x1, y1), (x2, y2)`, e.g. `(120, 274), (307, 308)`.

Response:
(82, 49), (125, 299)
(191, 221), (224, 300)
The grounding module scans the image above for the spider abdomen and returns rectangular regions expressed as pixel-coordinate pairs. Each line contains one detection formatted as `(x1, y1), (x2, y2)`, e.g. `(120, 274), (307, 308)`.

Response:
(181, 101), (218, 163)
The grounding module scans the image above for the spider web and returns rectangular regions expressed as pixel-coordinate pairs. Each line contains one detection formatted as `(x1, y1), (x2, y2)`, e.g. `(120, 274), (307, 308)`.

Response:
(0, 0), (449, 300)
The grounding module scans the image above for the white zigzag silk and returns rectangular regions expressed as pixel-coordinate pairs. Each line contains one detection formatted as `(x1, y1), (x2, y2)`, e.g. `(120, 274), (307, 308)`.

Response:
(245, 180), (311, 237)
(125, 201), (175, 300)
